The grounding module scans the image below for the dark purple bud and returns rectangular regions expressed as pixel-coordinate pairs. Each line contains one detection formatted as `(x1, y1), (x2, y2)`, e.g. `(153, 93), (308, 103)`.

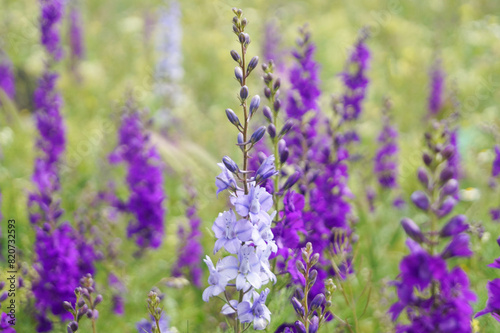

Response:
(295, 287), (305, 300)
(423, 153), (432, 166)
(310, 294), (326, 310)
(63, 301), (74, 312)
(267, 124), (276, 139)
(222, 156), (239, 173)
(77, 298), (85, 308)
(77, 305), (88, 321)
(258, 152), (267, 164)
(440, 167), (454, 183)
(410, 191), (429, 211)
(273, 99), (281, 112)
(441, 233), (473, 259)
(279, 120), (294, 137)
(69, 321), (78, 332)
(263, 106), (272, 122)
(281, 171), (300, 192)
(247, 56), (259, 72)
(0, 292), (7, 302)
(230, 50), (240, 63)
(436, 197), (456, 218)
(309, 316), (319, 333)
(92, 309), (99, 320)
(232, 24), (239, 34)
(241, 18), (247, 28)
(234, 67), (243, 84)
(296, 260), (306, 275)
(240, 85), (249, 100)
(249, 95), (260, 116)
(309, 269), (318, 286)
(278, 139), (287, 155)
(225, 108), (240, 126)
(264, 87), (272, 99)
(273, 78), (281, 91)
(86, 308), (94, 318)
(295, 321), (306, 333)
(401, 218), (424, 243)
(264, 73), (273, 84)
(250, 126), (266, 144)
(311, 253), (320, 266)
(94, 294), (103, 306)
(238, 33), (246, 44)
(417, 167), (429, 188)
(441, 145), (455, 160)
(280, 148), (289, 164)
(440, 215), (468, 237)
(441, 179), (459, 196)
(291, 297), (305, 316)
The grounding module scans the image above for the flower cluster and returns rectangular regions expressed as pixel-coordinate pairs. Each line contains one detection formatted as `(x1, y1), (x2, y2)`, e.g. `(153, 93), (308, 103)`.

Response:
(374, 100), (399, 189)
(69, 6), (85, 63)
(0, 52), (15, 103)
(63, 274), (103, 333)
(203, 9), (277, 332)
(136, 290), (173, 333)
(428, 58), (444, 115)
(390, 120), (475, 332)
(171, 183), (203, 287)
(40, 0), (65, 61)
(109, 107), (166, 250)
(490, 146), (500, 222)
(475, 237), (500, 322)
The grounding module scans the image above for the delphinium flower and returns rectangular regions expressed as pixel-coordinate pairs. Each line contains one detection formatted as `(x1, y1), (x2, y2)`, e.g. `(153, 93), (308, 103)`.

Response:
(136, 290), (174, 333)
(262, 20), (284, 73)
(0, 282), (15, 332)
(40, 0), (65, 61)
(108, 274), (126, 315)
(68, 3), (85, 77)
(389, 119), (476, 332)
(203, 8), (277, 332)
(285, 25), (321, 172)
(0, 52), (15, 103)
(428, 58), (444, 116)
(154, 0), (183, 128)
(171, 182), (203, 287)
(63, 274), (103, 333)
(109, 105), (166, 250)
(373, 98), (405, 208)
(491, 146), (500, 222)
(475, 237), (500, 323)
(287, 243), (335, 333)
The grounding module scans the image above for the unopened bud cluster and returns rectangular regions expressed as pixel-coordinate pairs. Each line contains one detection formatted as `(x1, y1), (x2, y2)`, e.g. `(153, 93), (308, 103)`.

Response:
(63, 274), (102, 333)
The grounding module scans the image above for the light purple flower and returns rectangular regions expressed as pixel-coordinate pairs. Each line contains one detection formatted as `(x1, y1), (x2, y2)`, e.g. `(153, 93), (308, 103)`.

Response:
(236, 245), (262, 290)
(232, 185), (273, 223)
(202, 256), (238, 302)
(237, 289), (271, 330)
(212, 210), (253, 254)
(216, 163), (236, 197)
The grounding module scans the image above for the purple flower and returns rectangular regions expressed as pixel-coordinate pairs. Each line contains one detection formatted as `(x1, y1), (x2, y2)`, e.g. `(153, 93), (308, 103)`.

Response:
(493, 146), (500, 178)
(492, 208), (500, 222)
(215, 163), (236, 197)
(428, 58), (444, 115)
(232, 185), (273, 223)
(202, 256), (238, 302)
(237, 289), (271, 330)
(69, 7), (84, 61)
(446, 130), (461, 181)
(212, 210), (253, 254)
(136, 313), (171, 333)
(40, 0), (65, 60)
(109, 110), (165, 249)
(374, 117), (399, 189)
(172, 197), (203, 286)
(0, 53), (15, 102)
(262, 21), (283, 68)
(0, 312), (15, 333)
(476, 279), (500, 322)
(339, 31), (370, 121)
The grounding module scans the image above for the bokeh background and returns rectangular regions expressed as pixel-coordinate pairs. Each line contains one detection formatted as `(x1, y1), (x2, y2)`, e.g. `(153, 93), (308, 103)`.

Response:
(1, 0), (500, 331)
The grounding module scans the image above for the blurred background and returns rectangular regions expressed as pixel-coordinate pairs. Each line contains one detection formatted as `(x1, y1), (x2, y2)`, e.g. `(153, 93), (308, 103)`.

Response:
(1, 0), (500, 331)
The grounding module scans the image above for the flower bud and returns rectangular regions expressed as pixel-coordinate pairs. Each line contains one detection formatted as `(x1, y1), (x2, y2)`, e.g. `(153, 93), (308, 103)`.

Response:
(222, 156), (239, 173)
(279, 120), (294, 137)
(232, 16), (238, 24)
(264, 73), (273, 84)
(263, 106), (272, 122)
(311, 253), (320, 266)
(264, 87), (272, 99)
(68, 321), (78, 332)
(250, 126), (266, 144)
(440, 215), (468, 237)
(280, 148), (289, 164)
(247, 56), (259, 73)
(441, 179), (459, 196)
(310, 293), (325, 310)
(441, 145), (455, 160)
(423, 153), (432, 166)
(439, 167), (454, 183)
(0, 282), (4, 290)
(239, 85), (249, 100)
(273, 78), (281, 91)
(249, 95), (260, 116)
(225, 108), (240, 127)
(77, 298), (85, 308)
(309, 315), (319, 333)
(267, 124), (276, 139)
(281, 171), (300, 192)
(291, 297), (305, 316)
(94, 294), (103, 307)
(436, 197), (456, 218)
(309, 269), (318, 286)
(0, 292), (7, 302)
(230, 50), (240, 63)
(401, 218), (424, 243)
(410, 191), (429, 211)
(241, 18), (247, 28)
(441, 234), (472, 259)
(294, 321), (306, 333)
(243, 33), (251, 46)
(232, 24), (239, 34)
(296, 260), (306, 275)
(63, 301), (74, 312)
(273, 99), (281, 112)
(295, 287), (304, 300)
(235, 67), (243, 84)
(417, 167), (429, 188)
(238, 33), (246, 44)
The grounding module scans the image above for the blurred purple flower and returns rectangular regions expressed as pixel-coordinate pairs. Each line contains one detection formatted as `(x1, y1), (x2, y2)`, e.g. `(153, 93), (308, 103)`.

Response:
(374, 114), (399, 189)
(476, 279), (500, 322)
(428, 58), (444, 115)
(0, 53), (15, 102)
(40, 0), (65, 61)
(69, 7), (84, 61)
(493, 146), (500, 178)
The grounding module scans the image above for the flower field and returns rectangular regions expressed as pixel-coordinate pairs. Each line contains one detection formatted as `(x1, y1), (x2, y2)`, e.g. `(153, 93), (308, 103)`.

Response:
(1, 0), (500, 332)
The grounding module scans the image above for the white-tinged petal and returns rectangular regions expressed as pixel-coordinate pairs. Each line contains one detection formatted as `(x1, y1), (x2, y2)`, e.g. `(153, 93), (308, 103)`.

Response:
(235, 219), (253, 242)
(202, 286), (214, 302)
(236, 274), (246, 290)
(213, 238), (225, 254)
(221, 300), (239, 315)
(246, 272), (262, 289)
(237, 302), (253, 323)
(253, 317), (269, 330)
(225, 238), (242, 254)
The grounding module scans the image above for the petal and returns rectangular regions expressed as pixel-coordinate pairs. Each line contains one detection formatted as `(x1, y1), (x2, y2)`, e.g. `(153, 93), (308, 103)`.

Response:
(202, 286), (214, 302)
(246, 272), (262, 289)
(225, 238), (242, 254)
(236, 274), (246, 290)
